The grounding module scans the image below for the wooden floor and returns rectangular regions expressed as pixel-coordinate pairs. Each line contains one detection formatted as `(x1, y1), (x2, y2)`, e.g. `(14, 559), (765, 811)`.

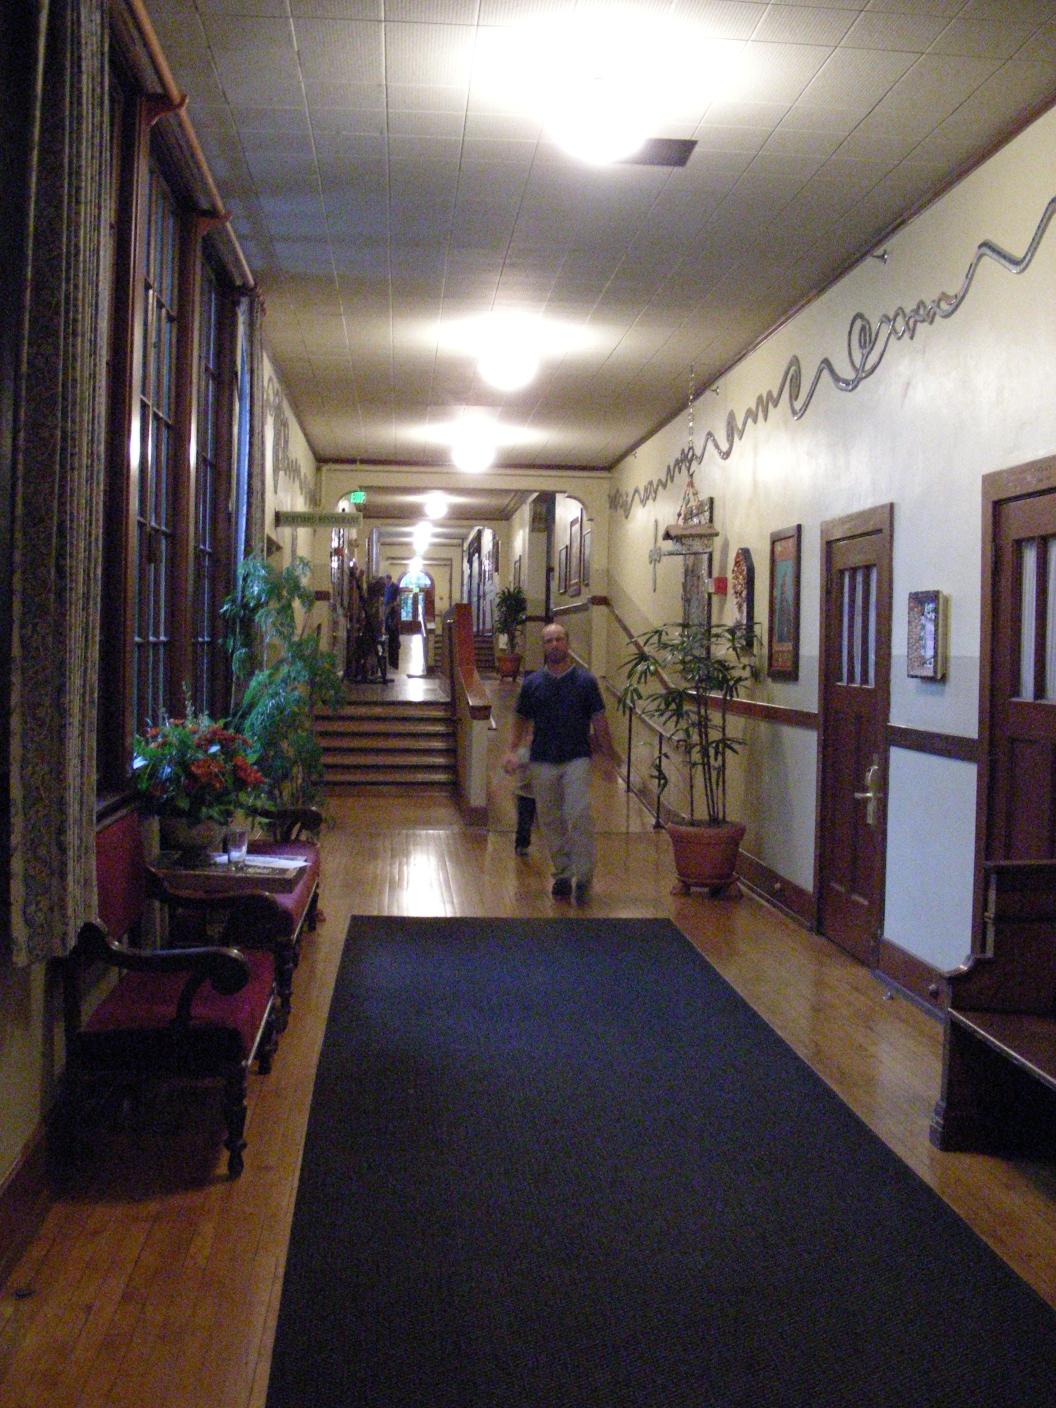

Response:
(4, 755), (1056, 1405)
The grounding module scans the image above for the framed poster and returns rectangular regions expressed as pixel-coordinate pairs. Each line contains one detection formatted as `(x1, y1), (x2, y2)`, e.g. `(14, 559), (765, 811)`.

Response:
(513, 555), (522, 589)
(568, 515), (582, 596)
(582, 526), (591, 588)
(767, 525), (801, 680)
(907, 589), (946, 680)
(558, 544), (569, 595)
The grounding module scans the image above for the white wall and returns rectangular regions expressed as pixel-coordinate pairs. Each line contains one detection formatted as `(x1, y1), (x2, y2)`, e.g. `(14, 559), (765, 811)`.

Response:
(262, 350), (319, 565)
(607, 107), (1056, 973)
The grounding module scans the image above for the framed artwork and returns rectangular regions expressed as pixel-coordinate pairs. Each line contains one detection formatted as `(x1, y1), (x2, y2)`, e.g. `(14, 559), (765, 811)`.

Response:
(582, 526), (591, 588)
(731, 546), (755, 649)
(907, 589), (947, 680)
(767, 525), (801, 680)
(567, 515), (582, 595)
(513, 555), (522, 589)
(558, 544), (569, 595)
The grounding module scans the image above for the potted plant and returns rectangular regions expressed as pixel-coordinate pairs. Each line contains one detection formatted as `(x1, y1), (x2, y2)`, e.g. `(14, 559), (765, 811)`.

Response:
(220, 554), (346, 810)
(132, 709), (266, 859)
(493, 584), (528, 681)
(617, 621), (755, 893)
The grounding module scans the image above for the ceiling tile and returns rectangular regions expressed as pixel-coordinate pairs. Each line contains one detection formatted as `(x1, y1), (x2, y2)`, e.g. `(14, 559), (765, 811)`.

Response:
(143, 0), (1056, 469)
(930, 18), (1038, 59)
(669, 2), (772, 42)
(1013, 22), (1056, 61)
(842, 11), (950, 50)
(735, 41), (834, 102)
(799, 46), (917, 108)
(294, 20), (386, 82)
(384, 22), (477, 86)
(290, 1), (382, 15)
(755, 6), (858, 46)
(307, 82), (387, 109)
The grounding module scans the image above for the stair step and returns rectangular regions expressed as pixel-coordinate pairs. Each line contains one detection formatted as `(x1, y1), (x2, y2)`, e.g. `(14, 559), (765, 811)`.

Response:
(322, 709), (456, 720)
(324, 746), (455, 766)
(323, 749), (455, 767)
(325, 768), (456, 786)
(316, 719), (453, 737)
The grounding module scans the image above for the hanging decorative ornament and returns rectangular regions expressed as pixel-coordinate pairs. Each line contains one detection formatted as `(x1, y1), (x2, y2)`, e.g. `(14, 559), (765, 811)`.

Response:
(687, 364), (696, 462)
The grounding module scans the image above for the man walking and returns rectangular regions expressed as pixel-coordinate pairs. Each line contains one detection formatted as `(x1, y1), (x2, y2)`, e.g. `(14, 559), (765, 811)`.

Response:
(503, 622), (616, 901)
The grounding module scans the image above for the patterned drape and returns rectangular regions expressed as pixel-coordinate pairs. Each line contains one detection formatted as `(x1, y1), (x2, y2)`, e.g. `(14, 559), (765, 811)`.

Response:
(8, 0), (109, 964)
(244, 292), (267, 557)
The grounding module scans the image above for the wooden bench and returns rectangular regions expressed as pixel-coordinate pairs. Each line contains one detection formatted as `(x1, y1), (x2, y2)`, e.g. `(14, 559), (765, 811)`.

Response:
(931, 859), (1056, 1153)
(61, 809), (282, 1178)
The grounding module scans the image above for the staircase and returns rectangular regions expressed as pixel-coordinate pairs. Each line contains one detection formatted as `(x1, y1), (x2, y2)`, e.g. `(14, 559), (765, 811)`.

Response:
(317, 698), (458, 789)
(474, 632), (495, 674)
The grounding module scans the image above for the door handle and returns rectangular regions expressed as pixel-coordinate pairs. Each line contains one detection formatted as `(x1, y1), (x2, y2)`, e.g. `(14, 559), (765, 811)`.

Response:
(853, 756), (882, 828)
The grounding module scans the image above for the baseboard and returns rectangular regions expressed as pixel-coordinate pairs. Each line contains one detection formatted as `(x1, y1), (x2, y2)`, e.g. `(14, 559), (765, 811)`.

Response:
(875, 936), (946, 1018)
(735, 849), (816, 929)
(0, 1121), (51, 1288)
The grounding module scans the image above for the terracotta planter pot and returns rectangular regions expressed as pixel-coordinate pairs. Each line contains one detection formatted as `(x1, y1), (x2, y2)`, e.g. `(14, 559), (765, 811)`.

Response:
(495, 652), (522, 682)
(666, 819), (745, 895)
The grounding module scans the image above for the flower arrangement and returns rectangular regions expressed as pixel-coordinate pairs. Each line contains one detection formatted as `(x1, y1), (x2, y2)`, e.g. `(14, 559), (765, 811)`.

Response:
(132, 709), (266, 824)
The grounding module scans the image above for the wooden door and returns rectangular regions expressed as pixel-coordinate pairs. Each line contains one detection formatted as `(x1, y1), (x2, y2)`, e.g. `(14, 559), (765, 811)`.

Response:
(986, 489), (1056, 859)
(816, 505), (893, 964)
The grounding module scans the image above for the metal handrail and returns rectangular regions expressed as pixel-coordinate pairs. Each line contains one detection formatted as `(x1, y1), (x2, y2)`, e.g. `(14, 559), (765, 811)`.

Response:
(602, 678), (680, 831)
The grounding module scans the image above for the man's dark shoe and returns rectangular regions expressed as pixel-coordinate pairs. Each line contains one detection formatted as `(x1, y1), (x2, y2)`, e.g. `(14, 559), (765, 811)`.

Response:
(515, 841), (529, 856)
(551, 877), (573, 898)
(574, 880), (590, 903)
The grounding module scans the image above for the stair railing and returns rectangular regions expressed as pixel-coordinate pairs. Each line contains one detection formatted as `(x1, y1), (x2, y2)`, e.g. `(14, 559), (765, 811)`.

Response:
(449, 604), (493, 822)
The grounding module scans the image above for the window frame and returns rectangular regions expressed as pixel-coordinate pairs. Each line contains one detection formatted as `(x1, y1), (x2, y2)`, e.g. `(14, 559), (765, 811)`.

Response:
(96, 45), (241, 801)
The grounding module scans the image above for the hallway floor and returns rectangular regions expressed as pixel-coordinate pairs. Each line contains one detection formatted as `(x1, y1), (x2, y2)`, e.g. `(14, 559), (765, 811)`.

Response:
(3, 792), (1056, 1407)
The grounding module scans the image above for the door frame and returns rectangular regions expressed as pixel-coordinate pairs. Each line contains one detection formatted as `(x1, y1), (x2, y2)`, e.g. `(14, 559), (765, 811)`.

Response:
(813, 502), (894, 959)
(974, 453), (1056, 947)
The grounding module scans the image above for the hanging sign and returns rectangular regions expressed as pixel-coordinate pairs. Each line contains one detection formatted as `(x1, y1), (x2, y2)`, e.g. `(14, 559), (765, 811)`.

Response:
(275, 510), (361, 528)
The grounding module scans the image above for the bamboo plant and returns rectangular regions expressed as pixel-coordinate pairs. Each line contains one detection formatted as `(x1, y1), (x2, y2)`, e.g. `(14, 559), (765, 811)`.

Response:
(617, 621), (756, 825)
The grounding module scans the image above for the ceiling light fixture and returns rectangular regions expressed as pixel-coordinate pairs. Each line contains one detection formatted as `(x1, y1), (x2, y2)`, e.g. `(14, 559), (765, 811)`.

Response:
(412, 520), (433, 555)
(423, 491), (449, 520)
(475, 8), (733, 167)
(476, 314), (543, 391)
(450, 411), (499, 474)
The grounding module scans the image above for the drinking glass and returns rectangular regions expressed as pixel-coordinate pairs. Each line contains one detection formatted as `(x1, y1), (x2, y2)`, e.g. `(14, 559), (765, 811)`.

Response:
(226, 826), (249, 869)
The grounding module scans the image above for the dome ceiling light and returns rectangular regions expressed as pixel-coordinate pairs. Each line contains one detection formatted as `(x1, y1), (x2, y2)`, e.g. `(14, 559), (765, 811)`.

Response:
(423, 492), (449, 520)
(473, 6), (724, 168)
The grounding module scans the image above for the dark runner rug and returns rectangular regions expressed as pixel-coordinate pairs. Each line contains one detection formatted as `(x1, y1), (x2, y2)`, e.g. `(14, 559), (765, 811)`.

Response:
(267, 917), (1056, 1408)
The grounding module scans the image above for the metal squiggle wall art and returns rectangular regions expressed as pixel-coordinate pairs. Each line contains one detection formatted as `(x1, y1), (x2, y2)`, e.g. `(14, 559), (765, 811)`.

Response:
(264, 374), (314, 501)
(609, 195), (1056, 520)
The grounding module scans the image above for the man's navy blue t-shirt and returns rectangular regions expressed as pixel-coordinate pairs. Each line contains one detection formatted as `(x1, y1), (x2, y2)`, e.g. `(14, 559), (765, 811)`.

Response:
(515, 665), (605, 764)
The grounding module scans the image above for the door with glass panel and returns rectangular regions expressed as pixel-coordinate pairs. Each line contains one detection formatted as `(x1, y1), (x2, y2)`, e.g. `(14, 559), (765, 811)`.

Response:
(986, 489), (1056, 860)
(816, 505), (893, 964)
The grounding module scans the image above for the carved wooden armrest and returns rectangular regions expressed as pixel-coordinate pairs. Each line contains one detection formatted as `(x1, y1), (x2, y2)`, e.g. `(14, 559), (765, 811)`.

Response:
(71, 920), (250, 1032)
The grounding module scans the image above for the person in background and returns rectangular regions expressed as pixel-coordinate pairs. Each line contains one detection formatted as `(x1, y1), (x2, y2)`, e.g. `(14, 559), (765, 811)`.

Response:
(502, 622), (616, 901)
(383, 575), (401, 671)
(511, 744), (536, 857)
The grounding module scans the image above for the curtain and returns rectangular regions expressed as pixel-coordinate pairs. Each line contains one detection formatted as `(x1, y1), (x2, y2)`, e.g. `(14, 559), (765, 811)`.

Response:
(8, 0), (109, 964)
(244, 292), (267, 557)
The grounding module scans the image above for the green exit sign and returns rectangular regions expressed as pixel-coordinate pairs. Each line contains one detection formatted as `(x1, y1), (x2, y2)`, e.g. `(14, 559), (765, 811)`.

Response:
(349, 491), (366, 504)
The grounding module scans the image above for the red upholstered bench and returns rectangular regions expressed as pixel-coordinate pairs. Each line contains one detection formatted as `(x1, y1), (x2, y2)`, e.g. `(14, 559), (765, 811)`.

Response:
(62, 809), (280, 1179)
